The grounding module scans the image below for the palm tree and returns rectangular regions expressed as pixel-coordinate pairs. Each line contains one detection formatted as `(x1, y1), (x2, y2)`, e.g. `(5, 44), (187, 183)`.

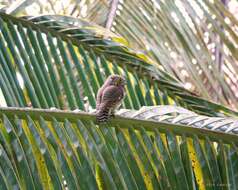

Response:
(0, 0), (238, 189)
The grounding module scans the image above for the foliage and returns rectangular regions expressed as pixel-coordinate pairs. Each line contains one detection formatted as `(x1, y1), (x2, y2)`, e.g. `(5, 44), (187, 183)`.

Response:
(0, 106), (238, 189)
(1, 0), (238, 109)
(0, 0), (238, 189)
(0, 13), (237, 117)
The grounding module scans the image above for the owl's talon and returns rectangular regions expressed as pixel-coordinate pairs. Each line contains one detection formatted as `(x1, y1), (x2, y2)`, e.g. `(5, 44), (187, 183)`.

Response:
(110, 114), (115, 118)
(110, 111), (116, 118)
(96, 118), (108, 125)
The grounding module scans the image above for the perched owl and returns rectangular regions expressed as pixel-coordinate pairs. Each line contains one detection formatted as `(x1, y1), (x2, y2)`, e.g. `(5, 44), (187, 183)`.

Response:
(96, 75), (126, 123)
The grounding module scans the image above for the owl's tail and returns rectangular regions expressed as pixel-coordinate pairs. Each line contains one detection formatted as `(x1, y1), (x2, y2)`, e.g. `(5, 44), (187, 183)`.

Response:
(96, 108), (110, 123)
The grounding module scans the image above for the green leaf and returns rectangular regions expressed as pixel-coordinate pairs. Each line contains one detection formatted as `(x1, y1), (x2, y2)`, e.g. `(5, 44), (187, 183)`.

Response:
(0, 106), (237, 189)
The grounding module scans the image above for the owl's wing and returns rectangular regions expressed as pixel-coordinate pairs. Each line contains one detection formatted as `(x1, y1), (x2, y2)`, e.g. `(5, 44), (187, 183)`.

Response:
(101, 85), (124, 104)
(96, 87), (104, 110)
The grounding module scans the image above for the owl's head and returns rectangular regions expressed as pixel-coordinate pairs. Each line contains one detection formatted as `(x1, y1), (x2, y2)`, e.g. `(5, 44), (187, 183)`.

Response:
(106, 75), (126, 86)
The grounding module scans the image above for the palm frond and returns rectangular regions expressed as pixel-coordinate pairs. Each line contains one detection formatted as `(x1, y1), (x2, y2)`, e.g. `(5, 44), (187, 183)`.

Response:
(0, 106), (237, 189)
(2, 0), (238, 109)
(0, 13), (237, 118)
(106, 0), (238, 109)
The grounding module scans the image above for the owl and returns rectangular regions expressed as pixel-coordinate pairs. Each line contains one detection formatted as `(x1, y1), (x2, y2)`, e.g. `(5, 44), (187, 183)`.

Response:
(96, 74), (126, 123)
